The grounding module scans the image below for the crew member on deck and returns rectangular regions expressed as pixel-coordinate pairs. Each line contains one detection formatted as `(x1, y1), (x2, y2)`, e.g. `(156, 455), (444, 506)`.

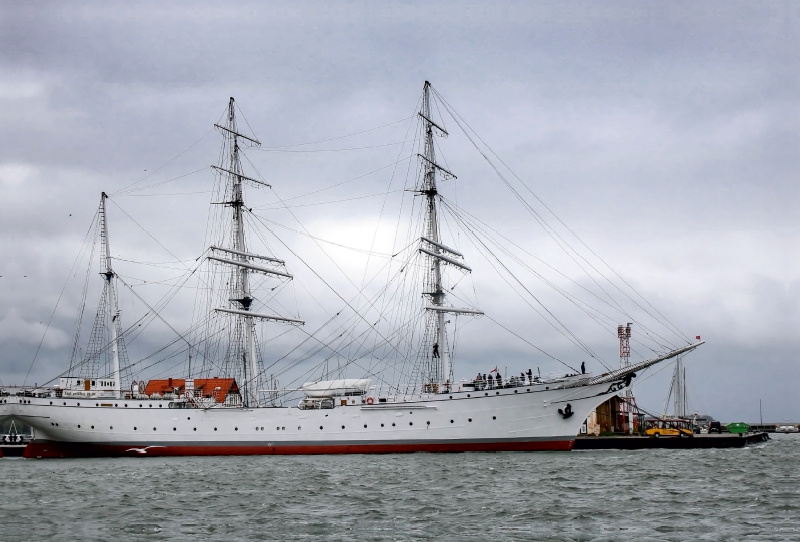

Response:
(487, 374), (494, 389)
(581, 361), (586, 374)
(432, 342), (439, 358)
(496, 372), (503, 387)
(527, 369), (533, 384)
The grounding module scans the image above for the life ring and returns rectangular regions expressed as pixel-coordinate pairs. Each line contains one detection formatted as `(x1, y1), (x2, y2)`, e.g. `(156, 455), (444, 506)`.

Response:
(366, 397), (374, 405)
(184, 390), (190, 399)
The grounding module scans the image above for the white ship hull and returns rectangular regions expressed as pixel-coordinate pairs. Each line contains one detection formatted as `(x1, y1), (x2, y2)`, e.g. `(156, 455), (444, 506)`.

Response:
(10, 379), (622, 458)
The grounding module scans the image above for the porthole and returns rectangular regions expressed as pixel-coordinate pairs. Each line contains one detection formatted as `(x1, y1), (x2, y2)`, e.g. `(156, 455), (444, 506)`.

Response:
(409, 422), (413, 426)
(256, 427), (259, 431)
(139, 404), (142, 407)
(193, 428), (197, 431)
(485, 393), (488, 396)
(214, 427), (217, 431)
(159, 404), (162, 408)
(467, 394), (471, 397)
(426, 421), (430, 425)
(341, 425), (345, 429)
(281, 427), (284, 431)
(527, 389), (530, 392)
(450, 420), (454, 423)
(514, 390), (518, 394)
(381, 423), (384, 427)
(110, 426), (113, 430)
(235, 427), (238, 431)
(78, 425), (81, 428)
(493, 416), (496, 420)
(409, 411), (413, 415)
(546, 387), (549, 390)
(261, 427), (264, 431)
(364, 424), (367, 428)
(153, 427), (157, 431)
(320, 426), (323, 430)
(187, 417), (191, 420)
(50, 401), (53, 405)
(55, 423), (59, 426)
(115, 404), (118, 407)
(77, 402), (81, 406)
(63, 402), (66, 405)
(496, 391), (500, 395)
(276, 427), (280, 431)
(149, 404), (152, 408)
(449, 396), (453, 399)
(124, 404), (127, 407)
(468, 418), (472, 422)
(173, 428), (177, 431)
(134, 427), (137, 430)
(91, 425), (94, 429)
(96, 403), (99, 406)
(392, 423), (396, 427)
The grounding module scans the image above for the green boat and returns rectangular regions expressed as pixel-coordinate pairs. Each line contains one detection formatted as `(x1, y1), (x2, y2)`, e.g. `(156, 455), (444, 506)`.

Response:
(726, 422), (750, 434)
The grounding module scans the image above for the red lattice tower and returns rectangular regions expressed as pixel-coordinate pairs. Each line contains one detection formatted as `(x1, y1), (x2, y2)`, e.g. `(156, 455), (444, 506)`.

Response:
(618, 323), (638, 433)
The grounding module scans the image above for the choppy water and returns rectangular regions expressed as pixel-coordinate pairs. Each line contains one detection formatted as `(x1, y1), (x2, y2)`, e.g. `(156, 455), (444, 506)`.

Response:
(1, 435), (798, 541)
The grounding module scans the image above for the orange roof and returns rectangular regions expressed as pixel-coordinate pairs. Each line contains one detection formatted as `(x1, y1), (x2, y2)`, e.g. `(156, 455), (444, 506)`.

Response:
(144, 377), (239, 403)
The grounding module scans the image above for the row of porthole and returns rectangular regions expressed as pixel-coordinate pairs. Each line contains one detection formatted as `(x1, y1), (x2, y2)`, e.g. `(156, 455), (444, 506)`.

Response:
(457, 387), (548, 399)
(51, 401), (164, 409)
(60, 416), (500, 431)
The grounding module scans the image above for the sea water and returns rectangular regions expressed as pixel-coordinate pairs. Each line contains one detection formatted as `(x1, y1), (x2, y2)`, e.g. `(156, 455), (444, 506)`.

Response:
(1, 435), (798, 541)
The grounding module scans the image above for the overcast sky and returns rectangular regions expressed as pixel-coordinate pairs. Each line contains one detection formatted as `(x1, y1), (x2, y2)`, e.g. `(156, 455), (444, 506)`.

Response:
(1, 1), (798, 421)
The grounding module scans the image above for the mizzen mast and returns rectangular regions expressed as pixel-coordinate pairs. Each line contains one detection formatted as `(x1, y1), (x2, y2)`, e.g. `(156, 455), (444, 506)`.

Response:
(100, 192), (122, 398)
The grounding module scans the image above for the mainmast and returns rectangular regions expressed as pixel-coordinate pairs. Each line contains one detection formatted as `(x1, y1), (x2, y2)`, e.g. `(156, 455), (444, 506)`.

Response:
(100, 192), (121, 398)
(418, 82), (481, 392)
(210, 97), (303, 408)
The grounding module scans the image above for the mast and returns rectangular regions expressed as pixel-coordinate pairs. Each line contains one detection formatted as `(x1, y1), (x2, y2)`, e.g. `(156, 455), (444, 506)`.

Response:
(211, 97), (303, 407)
(421, 82), (449, 388)
(100, 192), (121, 398)
(417, 82), (482, 392)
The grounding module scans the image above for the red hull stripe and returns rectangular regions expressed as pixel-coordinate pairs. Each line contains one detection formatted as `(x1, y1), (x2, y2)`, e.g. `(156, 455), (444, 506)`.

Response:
(24, 439), (575, 458)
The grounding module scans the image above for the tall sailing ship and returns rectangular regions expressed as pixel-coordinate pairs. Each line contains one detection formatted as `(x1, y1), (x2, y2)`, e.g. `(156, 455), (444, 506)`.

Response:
(10, 83), (702, 457)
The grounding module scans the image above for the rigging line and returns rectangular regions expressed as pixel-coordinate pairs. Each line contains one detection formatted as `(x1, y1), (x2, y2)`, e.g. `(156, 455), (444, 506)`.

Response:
(112, 256), (198, 265)
(251, 139), (419, 153)
(443, 200), (607, 365)
(432, 88), (691, 344)
(442, 202), (668, 355)
(23, 210), (100, 387)
(253, 190), (405, 210)
(353, 105), (419, 360)
(248, 212), (400, 258)
(121, 190), (212, 197)
(439, 198), (678, 350)
(248, 213), (414, 365)
(110, 129), (214, 196)
(258, 116), (413, 149)
(259, 156), (413, 205)
(114, 168), (210, 196)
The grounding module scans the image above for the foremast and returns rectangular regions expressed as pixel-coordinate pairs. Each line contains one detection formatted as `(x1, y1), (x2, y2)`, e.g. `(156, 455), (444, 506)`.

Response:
(210, 98), (304, 408)
(418, 81), (482, 392)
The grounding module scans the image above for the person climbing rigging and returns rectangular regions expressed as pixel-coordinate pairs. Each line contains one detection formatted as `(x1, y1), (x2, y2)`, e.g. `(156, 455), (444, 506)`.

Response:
(432, 342), (439, 358)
